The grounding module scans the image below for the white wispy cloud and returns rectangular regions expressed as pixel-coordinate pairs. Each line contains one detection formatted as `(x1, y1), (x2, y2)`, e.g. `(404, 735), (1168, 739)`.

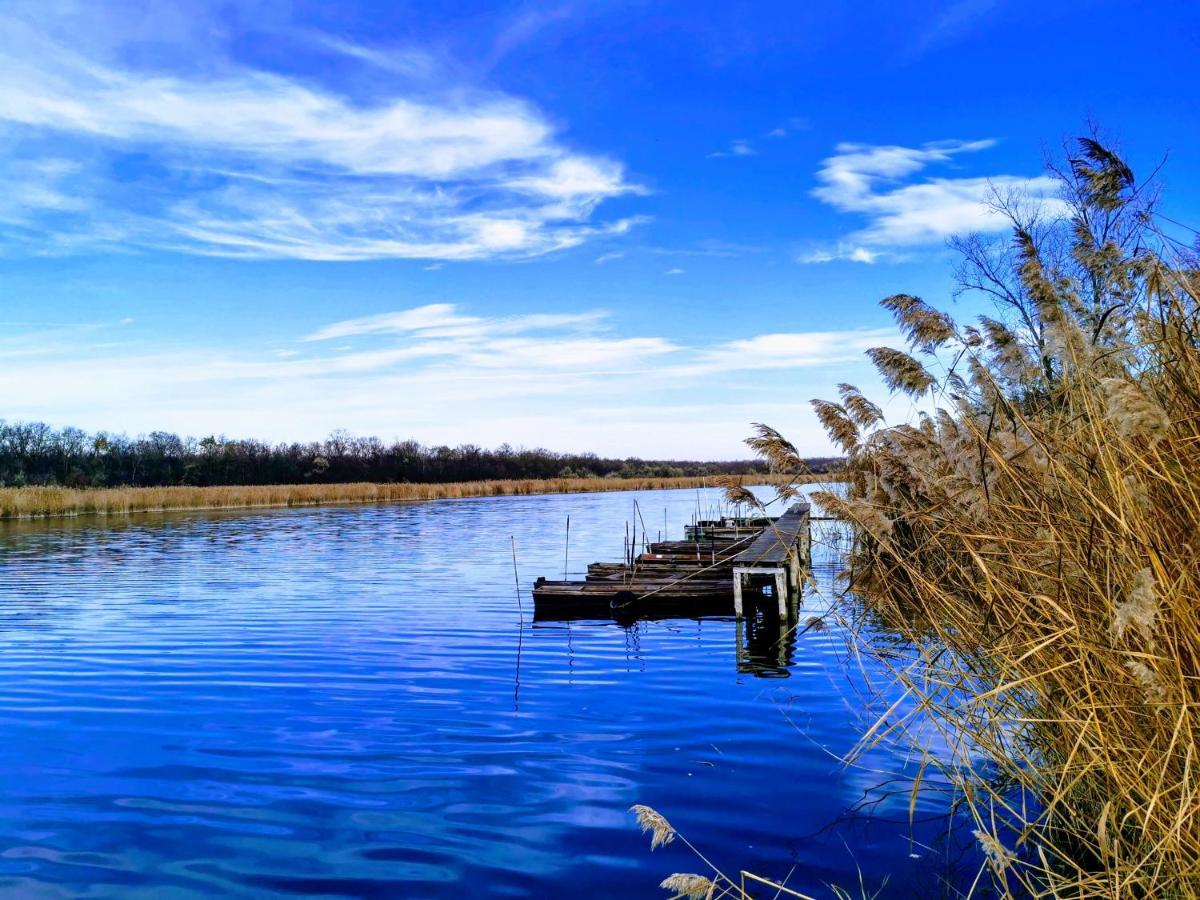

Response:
(798, 245), (888, 265)
(0, 305), (903, 456)
(708, 139), (756, 159)
(666, 328), (899, 377)
(302, 303), (608, 342)
(308, 33), (436, 77)
(765, 116), (809, 139)
(910, 0), (1001, 58)
(802, 139), (1064, 263)
(646, 240), (759, 258)
(485, 4), (580, 68)
(0, 7), (640, 260)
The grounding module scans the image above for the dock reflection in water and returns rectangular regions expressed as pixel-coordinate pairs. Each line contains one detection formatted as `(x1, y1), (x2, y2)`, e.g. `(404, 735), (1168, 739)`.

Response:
(533, 600), (803, 679)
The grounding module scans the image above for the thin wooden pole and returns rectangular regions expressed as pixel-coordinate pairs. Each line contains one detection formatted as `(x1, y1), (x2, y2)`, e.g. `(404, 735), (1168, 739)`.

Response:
(510, 534), (523, 711)
(634, 500), (649, 556)
(563, 514), (570, 580)
(510, 535), (523, 614)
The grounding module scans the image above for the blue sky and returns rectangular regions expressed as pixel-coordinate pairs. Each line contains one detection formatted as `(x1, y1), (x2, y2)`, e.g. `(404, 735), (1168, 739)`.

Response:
(2, 0), (1197, 457)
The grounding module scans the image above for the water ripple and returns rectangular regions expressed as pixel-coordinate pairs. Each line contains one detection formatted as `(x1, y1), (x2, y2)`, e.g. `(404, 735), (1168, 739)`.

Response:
(0, 488), (973, 897)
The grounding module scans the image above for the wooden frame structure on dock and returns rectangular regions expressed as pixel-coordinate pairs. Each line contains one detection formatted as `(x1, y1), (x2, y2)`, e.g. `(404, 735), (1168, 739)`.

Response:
(731, 502), (811, 618)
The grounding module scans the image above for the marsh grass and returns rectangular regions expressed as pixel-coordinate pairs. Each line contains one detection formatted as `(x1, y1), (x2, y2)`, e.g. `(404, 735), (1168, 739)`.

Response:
(630, 805), (826, 899)
(762, 136), (1200, 896)
(0, 475), (818, 520)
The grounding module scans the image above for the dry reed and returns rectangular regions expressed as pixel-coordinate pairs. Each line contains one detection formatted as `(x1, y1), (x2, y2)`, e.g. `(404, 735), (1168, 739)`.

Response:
(629, 805), (825, 899)
(756, 137), (1200, 896)
(0, 474), (828, 521)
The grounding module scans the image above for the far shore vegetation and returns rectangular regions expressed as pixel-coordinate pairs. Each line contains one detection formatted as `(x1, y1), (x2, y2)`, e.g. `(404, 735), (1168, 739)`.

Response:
(0, 422), (842, 490)
(0, 423), (843, 519)
(0, 474), (839, 521)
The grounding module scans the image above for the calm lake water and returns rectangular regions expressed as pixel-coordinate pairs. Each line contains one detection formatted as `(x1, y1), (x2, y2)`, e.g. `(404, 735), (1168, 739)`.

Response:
(0, 486), (975, 898)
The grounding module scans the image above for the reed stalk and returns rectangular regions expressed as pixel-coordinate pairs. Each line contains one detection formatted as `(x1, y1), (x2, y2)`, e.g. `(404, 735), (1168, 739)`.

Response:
(757, 135), (1200, 896)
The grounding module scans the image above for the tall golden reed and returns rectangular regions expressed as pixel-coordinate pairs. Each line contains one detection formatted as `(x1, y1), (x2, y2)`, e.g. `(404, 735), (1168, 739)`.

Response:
(759, 137), (1200, 896)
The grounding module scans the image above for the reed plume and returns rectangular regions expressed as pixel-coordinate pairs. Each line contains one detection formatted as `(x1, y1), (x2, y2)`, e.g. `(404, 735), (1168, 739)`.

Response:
(629, 806), (824, 899)
(753, 135), (1200, 896)
(659, 873), (717, 899)
(863, 347), (936, 395)
(631, 805), (676, 850)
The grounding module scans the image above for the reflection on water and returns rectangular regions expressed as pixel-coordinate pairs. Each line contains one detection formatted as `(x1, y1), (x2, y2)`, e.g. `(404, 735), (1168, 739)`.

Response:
(736, 608), (797, 678)
(0, 487), (976, 898)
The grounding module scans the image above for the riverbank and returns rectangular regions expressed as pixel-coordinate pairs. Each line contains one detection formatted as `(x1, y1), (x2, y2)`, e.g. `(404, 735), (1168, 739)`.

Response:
(0, 474), (829, 520)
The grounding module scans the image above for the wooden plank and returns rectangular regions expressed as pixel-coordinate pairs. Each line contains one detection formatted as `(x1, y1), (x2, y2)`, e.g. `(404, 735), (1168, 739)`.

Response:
(532, 503), (810, 620)
(732, 502), (811, 566)
(534, 577), (734, 595)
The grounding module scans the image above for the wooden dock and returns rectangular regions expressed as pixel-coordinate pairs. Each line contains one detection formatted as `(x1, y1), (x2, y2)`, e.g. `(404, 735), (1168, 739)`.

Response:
(730, 503), (812, 618)
(532, 503), (811, 621)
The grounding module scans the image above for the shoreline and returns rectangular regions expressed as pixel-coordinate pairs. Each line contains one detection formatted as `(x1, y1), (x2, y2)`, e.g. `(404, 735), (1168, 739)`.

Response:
(0, 473), (837, 521)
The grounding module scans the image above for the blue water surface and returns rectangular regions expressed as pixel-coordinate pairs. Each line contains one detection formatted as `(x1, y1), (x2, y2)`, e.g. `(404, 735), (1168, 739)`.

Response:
(0, 486), (975, 898)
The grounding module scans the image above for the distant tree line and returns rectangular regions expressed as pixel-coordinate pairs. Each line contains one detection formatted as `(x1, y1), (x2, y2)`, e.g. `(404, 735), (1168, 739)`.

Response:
(0, 421), (844, 488)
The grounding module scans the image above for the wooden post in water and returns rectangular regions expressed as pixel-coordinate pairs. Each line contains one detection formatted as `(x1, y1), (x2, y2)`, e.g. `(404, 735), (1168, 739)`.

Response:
(510, 535), (523, 614)
(634, 500), (649, 557)
(563, 515), (570, 580)
(788, 548), (801, 595)
(774, 569), (788, 618)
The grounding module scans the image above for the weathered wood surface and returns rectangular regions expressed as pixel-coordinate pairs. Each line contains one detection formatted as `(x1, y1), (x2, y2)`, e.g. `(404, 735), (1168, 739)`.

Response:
(586, 559), (737, 578)
(684, 516), (772, 541)
(534, 577), (733, 595)
(532, 502), (811, 621)
(648, 538), (754, 554)
(732, 502), (811, 566)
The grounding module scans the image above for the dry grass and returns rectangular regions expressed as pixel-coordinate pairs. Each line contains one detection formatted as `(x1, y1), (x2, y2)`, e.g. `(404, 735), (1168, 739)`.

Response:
(0, 474), (823, 520)
(766, 138), (1200, 896)
(629, 805), (829, 899)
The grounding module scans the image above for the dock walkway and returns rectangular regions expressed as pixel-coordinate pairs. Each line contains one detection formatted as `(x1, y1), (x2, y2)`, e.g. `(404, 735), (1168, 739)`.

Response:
(730, 502), (812, 618)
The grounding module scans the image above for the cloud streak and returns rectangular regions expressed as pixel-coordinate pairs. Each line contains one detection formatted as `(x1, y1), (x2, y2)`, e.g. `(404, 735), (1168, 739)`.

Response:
(0, 304), (902, 456)
(0, 9), (640, 260)
(803, 139), (1064, 263)
(708, 139), (756, 159)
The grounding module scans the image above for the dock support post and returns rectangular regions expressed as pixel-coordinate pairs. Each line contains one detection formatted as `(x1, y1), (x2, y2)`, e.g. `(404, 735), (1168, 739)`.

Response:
(733, 569), (745, 618)
(774, 569), (787, 618)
